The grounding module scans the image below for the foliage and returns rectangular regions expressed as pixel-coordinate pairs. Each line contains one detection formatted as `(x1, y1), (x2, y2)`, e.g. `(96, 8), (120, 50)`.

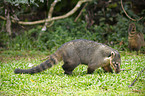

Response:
(0, 51), (145, 95)
(87, 0), (145, 25)
(0, 18), (90, 51)
(0, 14), (144, 51)
(5, 0), (44, 4)
(2, 0), (78, 20)
(1, 0), (144, 52)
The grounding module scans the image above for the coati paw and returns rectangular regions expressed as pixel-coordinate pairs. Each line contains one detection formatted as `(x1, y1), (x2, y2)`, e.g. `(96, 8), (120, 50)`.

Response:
(64, 71), (72, 75)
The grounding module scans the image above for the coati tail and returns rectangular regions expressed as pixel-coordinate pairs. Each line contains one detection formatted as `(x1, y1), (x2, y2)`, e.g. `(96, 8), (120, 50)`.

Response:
(14, 54), (59, 74)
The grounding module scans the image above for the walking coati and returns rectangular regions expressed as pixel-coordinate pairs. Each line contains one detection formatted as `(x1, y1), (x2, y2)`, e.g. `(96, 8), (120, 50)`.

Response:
(128, 23), (145, 54)
(14, 39), (121, 75)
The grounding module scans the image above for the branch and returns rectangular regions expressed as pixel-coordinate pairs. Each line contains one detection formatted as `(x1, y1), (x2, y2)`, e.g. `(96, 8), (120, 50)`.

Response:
(74, 3), (88, 22)
(42, 0), (60, 31)
(48, 0), (59, 19)
(121, 0), (143, 21)
(4, 2), (12, 36)
(6, 10), (12, 35)
(128, 68), (145, 88)
(0, 0), (92, 25)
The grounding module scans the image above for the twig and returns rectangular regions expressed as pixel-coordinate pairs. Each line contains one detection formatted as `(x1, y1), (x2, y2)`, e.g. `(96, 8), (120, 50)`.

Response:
(74, 3), (88, 22)
(47, 21), (54, 27)
(120, 69), (132, 71)
(120, 0), (143, 21)
(0, 16), (6, 20)
(128, 68), (145, 88)
(41, 56), (49, 61)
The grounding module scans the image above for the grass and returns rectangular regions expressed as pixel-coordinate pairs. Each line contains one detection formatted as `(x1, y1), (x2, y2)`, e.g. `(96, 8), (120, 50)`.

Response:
(0, 50), (145, 96)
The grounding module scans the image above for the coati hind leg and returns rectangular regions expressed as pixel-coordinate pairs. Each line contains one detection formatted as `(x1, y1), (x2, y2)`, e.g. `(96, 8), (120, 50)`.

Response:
(62, 61), (79, 75)
(62, 50), (80, 75)
(102, 65), (113, 73)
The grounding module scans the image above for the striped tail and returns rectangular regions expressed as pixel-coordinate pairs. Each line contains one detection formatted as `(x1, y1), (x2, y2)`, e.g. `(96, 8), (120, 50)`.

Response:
(14, 54), (60, 74)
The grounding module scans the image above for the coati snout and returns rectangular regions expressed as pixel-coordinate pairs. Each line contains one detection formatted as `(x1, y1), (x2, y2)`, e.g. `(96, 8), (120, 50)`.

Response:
(112, 61), (120, 73)
(105, 51), (121, 73)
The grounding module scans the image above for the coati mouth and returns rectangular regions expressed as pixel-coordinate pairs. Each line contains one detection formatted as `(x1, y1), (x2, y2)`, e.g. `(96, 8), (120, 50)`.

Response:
(111, 65), (120, 73)
(110, 61), (121, 73)
(115, 69), (120, 73)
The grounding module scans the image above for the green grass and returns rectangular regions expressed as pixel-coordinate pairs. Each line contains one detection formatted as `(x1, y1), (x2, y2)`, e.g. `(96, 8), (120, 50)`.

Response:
(0, 50), (145, 96)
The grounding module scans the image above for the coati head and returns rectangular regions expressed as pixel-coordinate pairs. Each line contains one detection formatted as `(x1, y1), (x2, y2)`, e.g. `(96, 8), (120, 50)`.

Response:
(128, 23), (136, 34)
(110, 51), (121, 73)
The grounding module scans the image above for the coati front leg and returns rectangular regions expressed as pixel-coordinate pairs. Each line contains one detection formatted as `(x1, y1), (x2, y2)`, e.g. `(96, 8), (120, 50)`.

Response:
(102, 65), (113, 73)
(87, 64), (98, 74)
(87, 67), (96, 74)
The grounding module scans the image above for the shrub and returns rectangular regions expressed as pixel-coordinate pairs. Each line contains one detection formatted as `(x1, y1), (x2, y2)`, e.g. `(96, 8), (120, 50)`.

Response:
(0, 15), (144, 51)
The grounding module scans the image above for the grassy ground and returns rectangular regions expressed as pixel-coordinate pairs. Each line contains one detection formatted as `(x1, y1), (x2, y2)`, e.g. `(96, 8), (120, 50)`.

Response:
(0, 50), (145, 96)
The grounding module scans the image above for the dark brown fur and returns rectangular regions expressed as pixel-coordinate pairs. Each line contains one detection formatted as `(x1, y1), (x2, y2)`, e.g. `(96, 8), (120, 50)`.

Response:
(128, 23), (145, 54)
(14, 39), (121, 75)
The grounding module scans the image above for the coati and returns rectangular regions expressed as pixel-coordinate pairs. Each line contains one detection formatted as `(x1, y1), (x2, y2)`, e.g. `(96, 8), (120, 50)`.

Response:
(128, 23), (145, 54)
(14, 39), (121, 75)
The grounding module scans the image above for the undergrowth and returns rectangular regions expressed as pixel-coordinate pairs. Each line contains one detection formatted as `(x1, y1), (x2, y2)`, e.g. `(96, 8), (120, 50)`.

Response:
(0, 15), (144, 51)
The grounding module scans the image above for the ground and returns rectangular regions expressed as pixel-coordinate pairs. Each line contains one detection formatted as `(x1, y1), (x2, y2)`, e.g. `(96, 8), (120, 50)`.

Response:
(0, 50), (145, 95)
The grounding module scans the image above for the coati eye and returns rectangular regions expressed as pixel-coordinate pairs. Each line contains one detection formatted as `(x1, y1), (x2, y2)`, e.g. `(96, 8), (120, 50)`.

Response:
(108, 52), (115, 57)
(111, 51), (115, 58)
(108, 54), (111, 57)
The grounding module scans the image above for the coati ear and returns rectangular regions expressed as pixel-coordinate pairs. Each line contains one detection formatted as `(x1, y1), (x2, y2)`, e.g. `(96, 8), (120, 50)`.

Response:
(111, 51), (115, 58)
